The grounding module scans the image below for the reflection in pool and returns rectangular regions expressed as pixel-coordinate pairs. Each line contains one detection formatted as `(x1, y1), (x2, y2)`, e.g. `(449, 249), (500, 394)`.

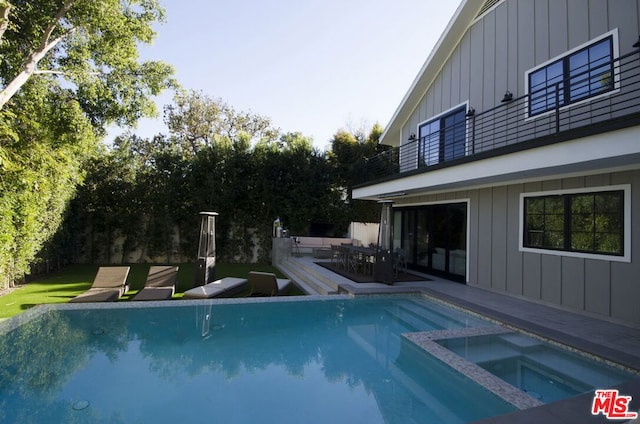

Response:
(0, 296), (516, 423)
(436, 332), (636, 403)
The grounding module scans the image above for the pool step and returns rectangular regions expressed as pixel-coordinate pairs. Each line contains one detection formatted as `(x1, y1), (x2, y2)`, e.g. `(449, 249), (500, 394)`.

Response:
(387, 307), (437, 331)
(387, 299), (474, 331)
(276, 258), (341, 295)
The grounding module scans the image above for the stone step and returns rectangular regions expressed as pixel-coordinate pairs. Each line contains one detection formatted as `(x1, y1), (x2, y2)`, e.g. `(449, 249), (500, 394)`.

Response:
(293, 259), (343, 291)
(276, 259), (339, 295)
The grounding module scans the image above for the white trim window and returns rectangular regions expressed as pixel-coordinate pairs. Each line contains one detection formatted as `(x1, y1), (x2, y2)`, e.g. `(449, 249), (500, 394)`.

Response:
(519, 185), (631, 262)
(525, 30), (619, 118)
(417, 103), (469, 167)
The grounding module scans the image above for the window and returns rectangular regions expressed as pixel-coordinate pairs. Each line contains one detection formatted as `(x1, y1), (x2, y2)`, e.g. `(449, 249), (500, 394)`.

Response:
(523, 189), (624, 257)
(528, 35), (615, 116)
(418, 106), (467, 166)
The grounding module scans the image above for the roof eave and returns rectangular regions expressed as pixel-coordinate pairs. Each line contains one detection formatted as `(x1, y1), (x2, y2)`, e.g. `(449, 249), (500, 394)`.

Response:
(379, 0), (486, 147)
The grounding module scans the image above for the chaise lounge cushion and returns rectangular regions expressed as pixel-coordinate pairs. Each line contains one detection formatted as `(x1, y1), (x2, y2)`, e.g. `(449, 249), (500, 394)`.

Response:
(132, 266), (179, 301)
(183, 277), (249, 299)
(69, 266), (130, 303)
(69, 288), (121, 303)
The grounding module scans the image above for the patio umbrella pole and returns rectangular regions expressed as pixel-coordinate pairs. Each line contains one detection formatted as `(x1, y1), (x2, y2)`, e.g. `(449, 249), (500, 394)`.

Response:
(374, 201), (394, 285)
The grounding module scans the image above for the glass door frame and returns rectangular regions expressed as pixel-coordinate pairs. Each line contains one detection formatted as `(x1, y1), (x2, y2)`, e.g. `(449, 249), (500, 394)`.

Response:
(393, 200), (469, 283)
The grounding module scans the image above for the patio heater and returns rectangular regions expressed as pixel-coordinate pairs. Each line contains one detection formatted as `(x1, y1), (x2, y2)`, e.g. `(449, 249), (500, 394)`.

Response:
(374, 200), (394, 284)
(195, 211), (218, 287)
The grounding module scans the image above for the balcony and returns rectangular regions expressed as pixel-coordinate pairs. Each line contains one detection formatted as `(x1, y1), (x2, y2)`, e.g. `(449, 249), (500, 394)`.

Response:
(356, 49), (640, 187)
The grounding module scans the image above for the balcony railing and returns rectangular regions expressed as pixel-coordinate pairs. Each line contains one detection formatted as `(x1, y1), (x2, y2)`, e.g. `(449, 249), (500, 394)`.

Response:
(357, 49), (640, 186)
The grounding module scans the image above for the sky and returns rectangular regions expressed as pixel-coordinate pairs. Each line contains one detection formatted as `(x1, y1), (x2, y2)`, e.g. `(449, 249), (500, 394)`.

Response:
(114, 0), (462, 151)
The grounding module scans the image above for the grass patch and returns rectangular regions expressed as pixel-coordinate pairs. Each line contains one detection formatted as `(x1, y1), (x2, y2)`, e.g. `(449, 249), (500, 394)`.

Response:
(0, 263), (303, 319)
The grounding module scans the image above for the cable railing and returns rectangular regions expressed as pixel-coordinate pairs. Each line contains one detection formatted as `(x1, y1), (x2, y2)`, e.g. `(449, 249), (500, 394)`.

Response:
(357, 49), (640, 186)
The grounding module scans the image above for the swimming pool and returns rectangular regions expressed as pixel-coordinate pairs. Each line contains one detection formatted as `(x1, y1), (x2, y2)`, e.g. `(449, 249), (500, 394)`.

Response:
(435, 332), (635, 403)
(0, 295), (635, 423)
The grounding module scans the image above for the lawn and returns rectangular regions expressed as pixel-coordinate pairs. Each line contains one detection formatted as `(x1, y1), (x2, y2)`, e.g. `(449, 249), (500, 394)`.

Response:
(0, 263), (302, 319)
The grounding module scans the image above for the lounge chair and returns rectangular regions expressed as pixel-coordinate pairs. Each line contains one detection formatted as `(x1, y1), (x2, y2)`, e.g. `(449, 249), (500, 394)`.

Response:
(248, 271), (291, 296)
(132, 266), (179, 301)
(183, 277), (249, 299)
(69, 266), (130, 303)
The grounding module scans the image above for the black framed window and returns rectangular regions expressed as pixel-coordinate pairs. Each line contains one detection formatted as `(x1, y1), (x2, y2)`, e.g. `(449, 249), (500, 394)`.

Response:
(418, 106), (466, 166)
(523, 190), (624, 256)
(529, 36), (614, 116)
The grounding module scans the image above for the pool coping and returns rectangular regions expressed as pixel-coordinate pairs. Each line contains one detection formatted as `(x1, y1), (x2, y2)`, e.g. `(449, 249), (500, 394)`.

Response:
(403, 326), (545, 411)
(0, 295), (350, 336)
(471, 378), (640, 424)
(413, 285), (640, 374)
(286, 257), (640, 423)
(339, 283), (640, 372)
(2, 292), (639, 423)
(347, 289), (640, 423)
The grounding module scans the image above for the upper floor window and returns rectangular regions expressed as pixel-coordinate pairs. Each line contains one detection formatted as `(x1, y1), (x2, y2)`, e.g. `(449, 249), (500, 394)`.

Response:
(418, 106), (467, 167)
(528, 34), (616, 117)
(520, 185), (630, 262)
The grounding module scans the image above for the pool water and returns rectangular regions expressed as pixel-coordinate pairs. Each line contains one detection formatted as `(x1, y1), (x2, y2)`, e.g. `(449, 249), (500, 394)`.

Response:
(0, 296), (514, 423)
(436, 332), (635, 404)
(0, 295), (635, 423)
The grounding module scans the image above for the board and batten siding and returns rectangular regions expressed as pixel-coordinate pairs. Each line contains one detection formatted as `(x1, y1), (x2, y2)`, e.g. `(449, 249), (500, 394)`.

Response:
(401, 0), (640, 143)
(467, 170), (640, 326)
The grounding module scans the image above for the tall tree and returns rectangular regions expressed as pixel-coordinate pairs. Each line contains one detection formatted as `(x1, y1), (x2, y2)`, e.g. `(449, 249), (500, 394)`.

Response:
(0, 81), (96, 287)
(328, 124), (386, 224)
(0, 0), (175, 287)
(164, 89), (279, 154)
(0, 0), (175, 126)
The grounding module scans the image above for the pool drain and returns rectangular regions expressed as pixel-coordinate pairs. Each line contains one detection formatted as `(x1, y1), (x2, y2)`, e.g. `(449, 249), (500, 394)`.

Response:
(91, 328), (105, 335)
(72, 400), (90, 410)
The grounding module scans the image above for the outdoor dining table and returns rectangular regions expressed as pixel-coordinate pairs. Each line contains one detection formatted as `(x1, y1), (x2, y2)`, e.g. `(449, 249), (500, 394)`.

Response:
(333, 245), (377, 275)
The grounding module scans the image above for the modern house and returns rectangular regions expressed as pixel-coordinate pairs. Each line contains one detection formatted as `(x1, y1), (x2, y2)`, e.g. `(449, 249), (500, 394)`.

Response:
(353, 0), (640, 327)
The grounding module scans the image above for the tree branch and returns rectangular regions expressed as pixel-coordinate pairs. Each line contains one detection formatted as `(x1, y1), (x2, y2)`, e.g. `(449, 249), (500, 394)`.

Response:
(0, 0), (76, 110)
(0, 2), (10, 45)
(38, 0), (75, 51)
(34, 69), (100, 77)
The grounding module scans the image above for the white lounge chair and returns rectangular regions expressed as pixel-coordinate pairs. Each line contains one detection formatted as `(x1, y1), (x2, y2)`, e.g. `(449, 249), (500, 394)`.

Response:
(183, 277), (249, 299)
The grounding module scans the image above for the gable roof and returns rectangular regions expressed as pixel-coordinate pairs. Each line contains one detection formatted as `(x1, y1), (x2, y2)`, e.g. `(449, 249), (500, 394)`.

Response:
(379, 0), (498, 147)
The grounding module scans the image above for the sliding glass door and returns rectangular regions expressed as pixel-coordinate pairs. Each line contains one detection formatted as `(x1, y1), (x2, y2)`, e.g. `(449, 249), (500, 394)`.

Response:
(394, 203), (467, 282)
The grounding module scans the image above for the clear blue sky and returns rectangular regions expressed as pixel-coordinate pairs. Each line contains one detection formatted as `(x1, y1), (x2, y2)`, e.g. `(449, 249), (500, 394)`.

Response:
(118, 0), (461, 150)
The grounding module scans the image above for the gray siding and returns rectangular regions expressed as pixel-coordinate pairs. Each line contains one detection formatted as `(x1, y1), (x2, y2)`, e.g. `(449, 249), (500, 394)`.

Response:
(466, 170), (640, 326)
(477, 188), (493, 289)
(392, 0), (640, 326)
(505, 184), (523, 295)
(585, 259), (611, 317)
(405, 0), (640, 136)
(491, 186), (508, 291)
(391, 168), (639, 325)
(561, 256), (584, 309)
(541, 255), (561, 304)
(468, 190), (480, 284)
(548, 1), (568, 58)
(610, 170), (640, 324)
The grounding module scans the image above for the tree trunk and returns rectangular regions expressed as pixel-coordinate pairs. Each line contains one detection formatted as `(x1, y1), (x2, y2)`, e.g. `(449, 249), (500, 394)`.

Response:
(0, 3), (10, 44)
(0, 63), (35, 109)
(0, 0), (75, 110)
